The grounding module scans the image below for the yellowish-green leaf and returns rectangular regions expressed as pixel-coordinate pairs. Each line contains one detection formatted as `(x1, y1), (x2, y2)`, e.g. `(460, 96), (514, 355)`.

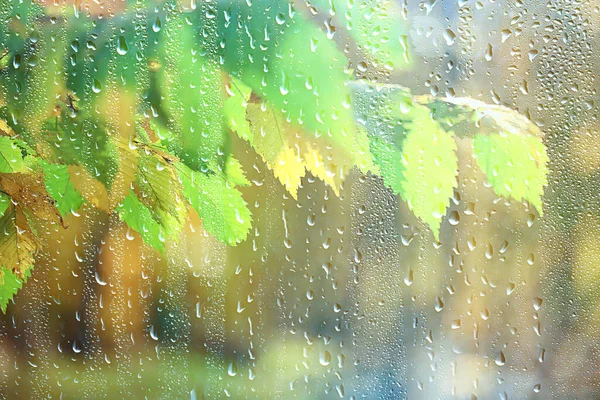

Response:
(136, 152), (186, 236)
(0, 136), (26, 173)
(0, 174), (63, 226)
(224, 156), (250, 187)
(137, 153), (182, 215)
(68, 165), (110, 212)
(400, 105), (458, 239)
(224, 77), (253, 143)
(245, 102), (287, 163)
(110, 135), (140, 212)
(473, 133), (547, 214)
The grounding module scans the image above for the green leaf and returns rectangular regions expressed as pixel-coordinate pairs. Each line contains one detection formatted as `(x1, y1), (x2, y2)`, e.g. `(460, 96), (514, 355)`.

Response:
(368, 133), (405, 193)
(352, 83), (412, 193)
(218, 0), (366, 163)
(398, 105), (458, 239)
(116, 191), (165, 252)
(356, 81), (547, 234)
(245, 102), (288, 165)
(473, 133), (548, 214)
(355, 83), (459, 237)
(159, 15), (226, 172)
(42, 162), (84, 217)
(0, 136), (26, 173)
(224, 157), (250, 187)
(0, 265), (32, 313)
(224, 77), (253, 143)
(177, 163), (252, 246)
(309, 0), (412, 71)
(413, 95), (545, 145)
(136, 152), (186, 236)
(13, 22), (66, 141)
(0, 193), (10, 217)
(41, 112), (118, 189)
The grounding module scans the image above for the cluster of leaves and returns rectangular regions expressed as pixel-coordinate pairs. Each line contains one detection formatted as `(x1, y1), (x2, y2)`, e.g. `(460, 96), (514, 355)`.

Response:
(0, 0), (547, 311)
(0, 128), (81, 311)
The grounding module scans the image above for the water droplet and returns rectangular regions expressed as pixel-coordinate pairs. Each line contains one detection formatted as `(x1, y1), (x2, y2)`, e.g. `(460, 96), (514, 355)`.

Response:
(116, 35), (128, 55)
(72, 339), (82, 353)
(320, 350), (331, 366)
(448, 210), (460, 225)
(495, 351), (506, 366)
(92, 79), (102, 94)
(443, 29), (456, 46)
(485, 44), (493, 61)
(95, 271), (107, 286)
(150, 325), (159, 340)
(434, 297), (444, 312)
(227, 362), (237, 376)
(404, 269), (413, 286)
(153, 16), (162, 32)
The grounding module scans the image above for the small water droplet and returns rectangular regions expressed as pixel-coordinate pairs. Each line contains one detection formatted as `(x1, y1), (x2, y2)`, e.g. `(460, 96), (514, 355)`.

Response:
(443, 29), (456, 45)
(404, 269), (413, 286)
(227, 362), (237, 376)
(434, 297), (444, 312)
(150, 325), (159, 340)
(153, 16), (162, 32)
(320, 350), (331, 366)
(92, 79), (102, 94)
(495, 351), (506, 366)
(448, 210), (460, 225)
(484, 44), (493, 61)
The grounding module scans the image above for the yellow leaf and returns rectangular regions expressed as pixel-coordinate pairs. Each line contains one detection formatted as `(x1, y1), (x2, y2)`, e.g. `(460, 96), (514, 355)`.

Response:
(0, 173), (63, 226)
(0, 206), (37, 277)
(303, 146), (342, 196)
(270, 146), (306, 200)
(246, 100), (372, 198)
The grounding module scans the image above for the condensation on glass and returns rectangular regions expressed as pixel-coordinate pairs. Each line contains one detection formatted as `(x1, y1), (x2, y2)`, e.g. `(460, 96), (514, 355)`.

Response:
(0, 0), (594, 399)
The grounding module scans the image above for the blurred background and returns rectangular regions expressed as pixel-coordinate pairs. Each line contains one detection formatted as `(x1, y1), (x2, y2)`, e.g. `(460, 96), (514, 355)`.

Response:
(1, 0), (598, 398)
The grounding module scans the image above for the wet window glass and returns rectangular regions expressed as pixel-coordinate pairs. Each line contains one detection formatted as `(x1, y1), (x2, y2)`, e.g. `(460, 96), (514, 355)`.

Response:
(0, 0), (592, 398)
